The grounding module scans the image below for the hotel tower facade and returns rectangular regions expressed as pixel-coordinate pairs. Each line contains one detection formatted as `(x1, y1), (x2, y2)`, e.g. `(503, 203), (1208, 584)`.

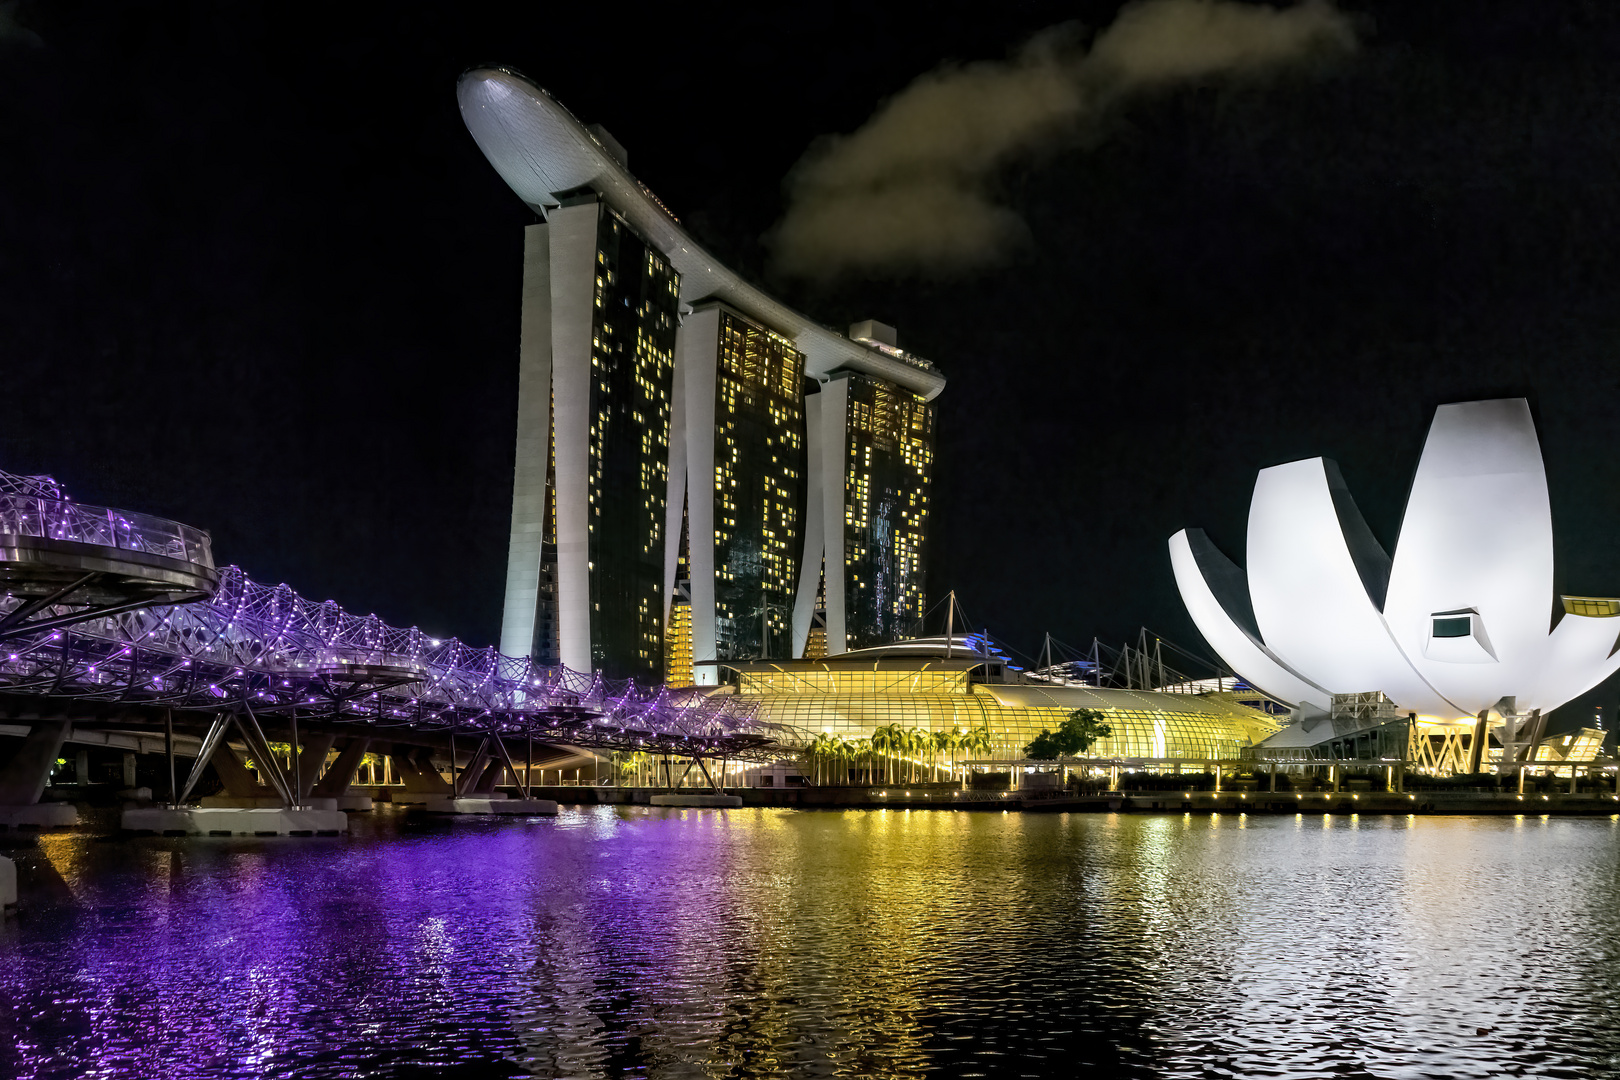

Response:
(459, 68), (945, 682)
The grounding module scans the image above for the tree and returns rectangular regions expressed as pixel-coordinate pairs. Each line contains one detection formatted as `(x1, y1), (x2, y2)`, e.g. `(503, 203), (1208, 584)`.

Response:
(1024, 730), (1063, 760)
(871, 724), (902, 784)
(1059, 708), (1113, 755)
(1023, 709), (1113, 760)
(934, 729), (960, 781)
(906, 727), (927, 782)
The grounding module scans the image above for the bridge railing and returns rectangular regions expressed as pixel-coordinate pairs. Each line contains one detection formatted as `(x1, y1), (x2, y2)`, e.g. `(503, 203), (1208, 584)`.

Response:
(0, 491), (214, 568)
(0, 467), (771, 750)
(14, 564), (768, 745)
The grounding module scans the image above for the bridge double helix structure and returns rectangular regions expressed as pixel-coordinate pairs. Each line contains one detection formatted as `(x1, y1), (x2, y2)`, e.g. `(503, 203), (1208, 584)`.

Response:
(0, 469), (780, 779)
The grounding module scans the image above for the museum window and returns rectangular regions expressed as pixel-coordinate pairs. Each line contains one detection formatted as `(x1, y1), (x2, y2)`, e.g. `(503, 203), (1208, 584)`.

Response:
(1432, 616), (1472, 638)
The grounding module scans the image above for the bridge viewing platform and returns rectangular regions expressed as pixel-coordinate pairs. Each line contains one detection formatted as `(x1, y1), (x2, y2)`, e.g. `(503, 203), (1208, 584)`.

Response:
(0, 469), (780, 834)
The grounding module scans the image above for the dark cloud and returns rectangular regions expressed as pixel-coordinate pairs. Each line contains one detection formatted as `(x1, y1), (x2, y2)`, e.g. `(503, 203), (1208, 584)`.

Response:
(771, 0), (1358, 279)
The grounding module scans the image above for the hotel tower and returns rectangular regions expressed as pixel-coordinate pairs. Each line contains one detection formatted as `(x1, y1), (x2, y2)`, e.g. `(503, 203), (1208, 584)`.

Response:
(458, 67), (945, 682)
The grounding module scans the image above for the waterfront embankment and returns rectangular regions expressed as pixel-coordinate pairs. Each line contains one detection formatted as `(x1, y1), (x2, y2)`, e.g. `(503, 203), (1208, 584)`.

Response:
(509, 784), (1620, 815)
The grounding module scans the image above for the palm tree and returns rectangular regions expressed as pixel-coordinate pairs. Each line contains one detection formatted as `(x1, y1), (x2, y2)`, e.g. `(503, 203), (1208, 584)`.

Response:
(853, 737), (873, 786)
(963, 725), (993, 763)
(805, 732), (842, 786)
(870, 724), (894, 784)
(934, 729), (959, 782)
(872, 724), (904, 784)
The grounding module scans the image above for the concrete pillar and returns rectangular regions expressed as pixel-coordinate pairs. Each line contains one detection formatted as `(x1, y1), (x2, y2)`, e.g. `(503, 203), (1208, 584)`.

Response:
(1269, 764), (1277, 792)
(499, 222), (555, 660)
(0, 719), (70, 805)
(293, 733), (337, 800)
(790, 393), (824, 659)
(390, 749), (452, 794)
(471, 756), (505, 794)
(818, 377), (851, 657)
(312, 738), (372, 798)
(549, 200), (602, 674)
(212, 741), (270, 798)
(122, 752), (137, 789)
(75, 749), (90, 785)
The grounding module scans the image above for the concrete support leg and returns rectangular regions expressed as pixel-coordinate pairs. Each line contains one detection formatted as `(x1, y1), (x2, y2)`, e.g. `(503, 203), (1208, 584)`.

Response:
(212, 741), (271, 798)
(0, 719), (70, 804)
(471, 756), (505, 794)
(312, 737), (371, 798)
(0, 719), (78, 826)
(122, 752), (137, 788)
(452, 740), (493, 796)
(75, 749), (90, 786)
(294, 734), (337, 800)
(391, 749), (452, 794)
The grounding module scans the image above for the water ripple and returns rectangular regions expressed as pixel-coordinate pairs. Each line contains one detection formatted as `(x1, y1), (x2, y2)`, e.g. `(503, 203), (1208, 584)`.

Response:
(0, 809), (1616, 1078)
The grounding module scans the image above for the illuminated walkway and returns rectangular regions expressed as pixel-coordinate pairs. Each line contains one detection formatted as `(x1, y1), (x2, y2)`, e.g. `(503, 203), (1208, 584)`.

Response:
(0, 469), (776, 824)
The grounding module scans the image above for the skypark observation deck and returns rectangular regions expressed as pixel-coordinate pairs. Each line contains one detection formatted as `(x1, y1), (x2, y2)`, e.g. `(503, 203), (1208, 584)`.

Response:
(0, 470), (779, 830)
(455, 66), (945, 403)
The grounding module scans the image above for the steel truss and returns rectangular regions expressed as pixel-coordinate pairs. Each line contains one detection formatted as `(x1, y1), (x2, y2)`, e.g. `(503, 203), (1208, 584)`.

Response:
(0, 473), (781, 760)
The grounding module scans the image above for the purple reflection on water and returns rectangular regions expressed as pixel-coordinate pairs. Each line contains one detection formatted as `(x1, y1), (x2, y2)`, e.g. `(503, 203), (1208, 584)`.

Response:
(0, 807), (1619, 1078)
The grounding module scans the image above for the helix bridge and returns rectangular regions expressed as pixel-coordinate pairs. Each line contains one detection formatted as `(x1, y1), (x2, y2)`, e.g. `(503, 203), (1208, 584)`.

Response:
(0, 468), (780, 785)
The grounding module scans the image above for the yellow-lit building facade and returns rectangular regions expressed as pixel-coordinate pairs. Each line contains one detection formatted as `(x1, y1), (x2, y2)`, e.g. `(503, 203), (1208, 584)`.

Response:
(665, 302), (807, 683)
(718, 654), (1281, 765)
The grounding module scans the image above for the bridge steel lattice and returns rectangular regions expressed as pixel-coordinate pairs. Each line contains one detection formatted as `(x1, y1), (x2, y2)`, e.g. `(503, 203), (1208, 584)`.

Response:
(0, 473), (780, 781)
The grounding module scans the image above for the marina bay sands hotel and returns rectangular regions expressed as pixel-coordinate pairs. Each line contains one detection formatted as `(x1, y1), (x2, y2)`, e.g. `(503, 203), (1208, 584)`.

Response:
(457, 67), (946, 683)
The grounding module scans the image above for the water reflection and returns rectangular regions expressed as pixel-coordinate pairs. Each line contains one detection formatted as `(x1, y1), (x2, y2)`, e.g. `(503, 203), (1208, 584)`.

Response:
(0, 808), (1617, 1077)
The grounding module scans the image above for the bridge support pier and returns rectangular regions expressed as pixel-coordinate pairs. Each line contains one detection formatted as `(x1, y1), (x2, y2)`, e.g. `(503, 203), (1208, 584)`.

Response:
(197, 739), (284, 807)
(309, 737), (374, 810)
(389, 748), (454, 804)
(470, 755), (506, 794)
(0, 719), (79, 828)
(123, 805), (348, 836)
(294, 734), (337, 800)
(419, 735), (557, 816)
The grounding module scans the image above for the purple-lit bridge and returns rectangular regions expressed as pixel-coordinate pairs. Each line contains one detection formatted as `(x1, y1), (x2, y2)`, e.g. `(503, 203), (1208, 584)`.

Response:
(0, 470), (777, 822)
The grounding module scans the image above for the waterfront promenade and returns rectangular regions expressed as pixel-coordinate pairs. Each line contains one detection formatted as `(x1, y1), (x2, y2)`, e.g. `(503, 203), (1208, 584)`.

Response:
(505, 782), (1620, 816)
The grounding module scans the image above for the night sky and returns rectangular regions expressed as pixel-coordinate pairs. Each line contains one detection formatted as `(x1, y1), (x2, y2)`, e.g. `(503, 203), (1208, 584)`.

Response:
(4, 2), (1620, 727)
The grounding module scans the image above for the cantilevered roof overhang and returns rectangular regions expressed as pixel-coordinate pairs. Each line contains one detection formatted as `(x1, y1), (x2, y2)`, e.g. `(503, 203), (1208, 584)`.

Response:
(457, 66), (946, 401)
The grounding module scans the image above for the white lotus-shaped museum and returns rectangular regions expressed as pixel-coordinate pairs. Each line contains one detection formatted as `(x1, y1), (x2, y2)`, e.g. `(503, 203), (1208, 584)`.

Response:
(1170, 398), (1620, 720)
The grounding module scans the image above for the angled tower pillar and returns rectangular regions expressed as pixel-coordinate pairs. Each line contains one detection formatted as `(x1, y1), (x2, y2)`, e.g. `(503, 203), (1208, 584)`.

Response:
(499, 224), (555, 661)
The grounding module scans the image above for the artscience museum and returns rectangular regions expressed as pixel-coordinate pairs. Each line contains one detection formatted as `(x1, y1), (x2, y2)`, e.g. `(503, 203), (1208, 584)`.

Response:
(1171, 398), (1616, 773)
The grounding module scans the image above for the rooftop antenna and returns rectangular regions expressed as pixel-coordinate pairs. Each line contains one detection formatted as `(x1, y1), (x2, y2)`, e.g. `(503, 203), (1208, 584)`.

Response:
(945, 590), (955, 660)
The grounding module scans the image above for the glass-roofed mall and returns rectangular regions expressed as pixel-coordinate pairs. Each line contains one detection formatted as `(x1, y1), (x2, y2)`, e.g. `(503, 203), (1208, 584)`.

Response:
(696, 636), (1282, 783)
